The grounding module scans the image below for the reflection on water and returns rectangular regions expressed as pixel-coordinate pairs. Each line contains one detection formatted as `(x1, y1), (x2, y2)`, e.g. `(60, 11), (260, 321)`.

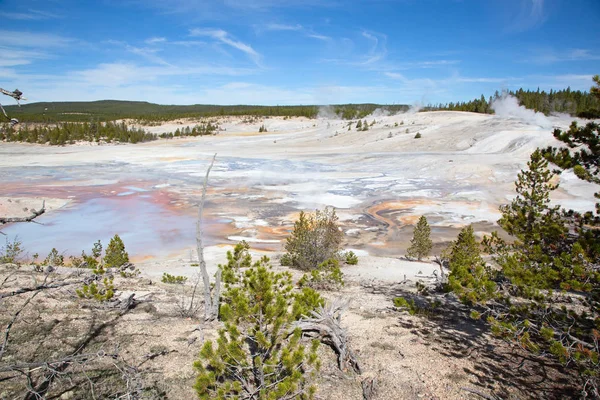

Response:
(2, 196), (202, 259)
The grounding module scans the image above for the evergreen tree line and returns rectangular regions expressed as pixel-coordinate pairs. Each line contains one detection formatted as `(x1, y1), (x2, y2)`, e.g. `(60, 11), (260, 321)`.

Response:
(0, 120), (219, 145)
(425, 86), (600, 118)
(4, 101), (321, 123)
(157, 121), (219, 139)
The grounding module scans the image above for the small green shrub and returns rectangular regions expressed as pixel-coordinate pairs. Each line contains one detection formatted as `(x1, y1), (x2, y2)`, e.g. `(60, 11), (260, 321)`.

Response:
(162, 273), (188, 284)
(76, 277), (115, 301)
(345, 250), (358, 265)
(43, 248), (64, 266)
(69, 254), (85, 268)
(393, 297), (419, 315)
(120, 264), (140, 278)
(279, 253), (292, 266)
(0, 236), (24, 264)
(393, 296), (440, 316)
(414, 132), (422, 139)
(104, 234), (129, 268)
(298, 258), (344, 291)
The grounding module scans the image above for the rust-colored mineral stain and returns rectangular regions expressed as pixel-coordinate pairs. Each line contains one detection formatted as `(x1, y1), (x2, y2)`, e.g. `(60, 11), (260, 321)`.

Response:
(365, 199), (435, 229)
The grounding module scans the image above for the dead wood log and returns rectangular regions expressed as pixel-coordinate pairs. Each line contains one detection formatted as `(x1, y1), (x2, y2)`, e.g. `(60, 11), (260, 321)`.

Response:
(0, 278), (83, 300)
(0, 201), (45, 225)
(294, 299), (362, 374)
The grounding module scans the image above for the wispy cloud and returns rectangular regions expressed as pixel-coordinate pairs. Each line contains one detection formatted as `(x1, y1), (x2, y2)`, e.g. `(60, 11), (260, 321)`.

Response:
(526, 48), (600, 64)
(126, 46), (172, 66)
(307, 33), (331, 41)
(0, 9), (61, 20)
(189, 28), (261, 65)
(361, 31), (387, 65)
(0, 47), (47, 67)
(145, 37), (167, 44)
(263, 23), (303, 31)
(0, 30), (73, 48)
(256, 22), (332, 42)
(504, 0), (548, 33)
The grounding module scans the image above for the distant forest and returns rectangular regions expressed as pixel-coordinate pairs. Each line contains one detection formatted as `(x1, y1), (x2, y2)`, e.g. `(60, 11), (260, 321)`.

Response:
(1, 85), (599, 145)
(425, 87), (600, 118)
(1, 101), (414, 123)
(0, 120), (219, 145)
(2, 87), (598, 125)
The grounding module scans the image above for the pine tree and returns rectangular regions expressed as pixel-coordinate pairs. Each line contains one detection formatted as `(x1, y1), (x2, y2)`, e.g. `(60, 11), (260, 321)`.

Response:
(447, 225), (496, 304)
(194, 254), (322, 399)
(406, 216), (432, 261)
(104, 234), (129, 268)
(591, 75), (600, 100)
(498, 149), (566, 249)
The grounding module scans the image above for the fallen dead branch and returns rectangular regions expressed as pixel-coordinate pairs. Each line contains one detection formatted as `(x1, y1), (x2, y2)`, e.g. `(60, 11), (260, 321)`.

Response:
(294, 298), (362, 374)
(0, 201), (45, 225)
(0, 278), (83, 299)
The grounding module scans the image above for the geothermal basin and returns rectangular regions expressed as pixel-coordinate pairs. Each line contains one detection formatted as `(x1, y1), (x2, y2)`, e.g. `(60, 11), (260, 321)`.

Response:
(0, 111), (597, 266)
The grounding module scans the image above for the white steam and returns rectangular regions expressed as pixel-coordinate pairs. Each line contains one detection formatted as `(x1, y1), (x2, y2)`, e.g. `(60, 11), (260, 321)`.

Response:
(406, 102), (422, 114)
(491, 94), (552, 129)
(317, 105), (338, 119)
(368, 108), (391, 118)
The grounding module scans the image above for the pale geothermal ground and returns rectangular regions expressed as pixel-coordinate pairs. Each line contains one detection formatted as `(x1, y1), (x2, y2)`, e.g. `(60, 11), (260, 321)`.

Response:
(0, 109), (597, 281)
(1, 109), (597, 399)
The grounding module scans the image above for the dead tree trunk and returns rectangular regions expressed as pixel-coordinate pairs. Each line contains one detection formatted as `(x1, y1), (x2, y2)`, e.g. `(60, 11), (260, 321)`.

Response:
(294, 299), (362, 374)
(0, 88), (25, 126)
(196, 154), (221, 321)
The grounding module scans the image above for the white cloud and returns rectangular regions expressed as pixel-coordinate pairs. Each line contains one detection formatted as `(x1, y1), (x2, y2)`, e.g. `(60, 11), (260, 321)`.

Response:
(504, 0), (548, 33)
(526, 48), (600, 64)
(145, 37), (167, 44)
(0, 47), (47, 67)
(361, 31), (387, 65)
(264, 23), (303, 31)
(3, 62), (259, 102)
(0, 30), (73, 48)
(0, 9), (61, 20)
(126, 46), (173, 66)
(307, 33), (331, 41)
(189, 28), (261, 65)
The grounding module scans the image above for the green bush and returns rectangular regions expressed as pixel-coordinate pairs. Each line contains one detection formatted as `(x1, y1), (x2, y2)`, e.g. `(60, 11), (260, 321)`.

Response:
(161, 273), (188, 284)
(393, 296), (440, 316)
(345, 250), (358, 265)
(0, 236), (24, 264)
(414, 132), (422, 139)
(43, 248), (64, 266)
(104, 234), (129, 268)
(76, 277), (115, 302)
(447, 225), (496, 305)
(282, 207), (343, 271)
(298, 258), (344, 291)
(194, 253), (322, 399)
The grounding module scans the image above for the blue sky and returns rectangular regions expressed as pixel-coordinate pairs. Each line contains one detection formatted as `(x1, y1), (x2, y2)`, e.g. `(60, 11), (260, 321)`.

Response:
(0, 0), (599, 105)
